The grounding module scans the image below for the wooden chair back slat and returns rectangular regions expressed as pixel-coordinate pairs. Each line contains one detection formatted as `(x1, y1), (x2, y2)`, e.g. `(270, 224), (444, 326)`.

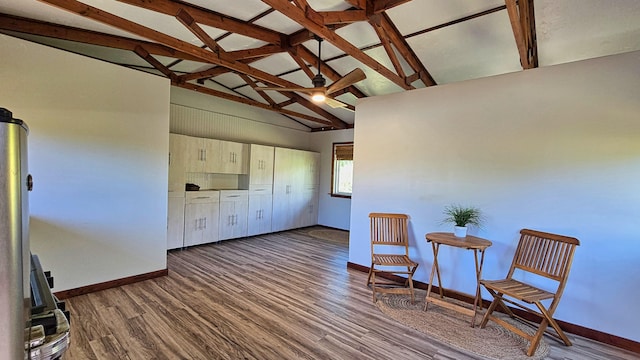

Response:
(512, 229), (579, 281)
(369, 212), (409, 247)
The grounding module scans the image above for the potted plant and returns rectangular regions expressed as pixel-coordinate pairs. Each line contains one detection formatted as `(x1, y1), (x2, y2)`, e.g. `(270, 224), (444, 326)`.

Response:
(442, 204), (483, 237)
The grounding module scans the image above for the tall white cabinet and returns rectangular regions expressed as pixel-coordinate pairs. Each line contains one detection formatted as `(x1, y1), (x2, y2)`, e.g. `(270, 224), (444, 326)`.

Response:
(272, 148), (320, 232)
(245, 144), (275, 236)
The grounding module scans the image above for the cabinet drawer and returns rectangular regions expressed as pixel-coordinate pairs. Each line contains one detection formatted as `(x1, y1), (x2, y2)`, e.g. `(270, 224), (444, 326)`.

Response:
(249, 184), (272, 194)
(219, 190), (248, 201)
(186, 190), (220, 204)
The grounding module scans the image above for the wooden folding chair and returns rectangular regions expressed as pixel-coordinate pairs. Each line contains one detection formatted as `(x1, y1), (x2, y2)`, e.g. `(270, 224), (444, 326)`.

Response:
(366, 213), (419, 303)
(479, 229), (580, 356)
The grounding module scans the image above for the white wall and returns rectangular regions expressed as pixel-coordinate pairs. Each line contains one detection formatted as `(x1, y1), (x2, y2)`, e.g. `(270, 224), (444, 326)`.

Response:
(0, 35), (170, 292)
(170, 87), (314, 150)
(350, 50), (640, 342)
(310, 129), (354, 230)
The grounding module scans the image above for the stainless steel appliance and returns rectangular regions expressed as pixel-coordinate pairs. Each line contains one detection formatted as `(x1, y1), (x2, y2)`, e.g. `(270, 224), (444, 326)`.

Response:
(1, 108), (70, 359)
(1, 107), (32, 360)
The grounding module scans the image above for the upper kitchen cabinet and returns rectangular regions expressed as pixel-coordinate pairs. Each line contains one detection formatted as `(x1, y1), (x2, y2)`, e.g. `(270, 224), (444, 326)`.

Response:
(185, 137), (221, 173)
(168, 134), (188, 192)
(219, 140), (249, 174)
(248, 144), (274, 186)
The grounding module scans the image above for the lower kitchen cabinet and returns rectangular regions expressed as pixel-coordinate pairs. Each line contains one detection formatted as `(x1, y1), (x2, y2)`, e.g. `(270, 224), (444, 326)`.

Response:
(183, 191), (220, 247)
(219, 190), (249, 240)
(247, 185), (272, 236)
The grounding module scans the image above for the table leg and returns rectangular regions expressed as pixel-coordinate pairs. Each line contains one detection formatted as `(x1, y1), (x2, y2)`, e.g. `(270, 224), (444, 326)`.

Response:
(424, 242), (442, 311)
(471, 248), (486, 327)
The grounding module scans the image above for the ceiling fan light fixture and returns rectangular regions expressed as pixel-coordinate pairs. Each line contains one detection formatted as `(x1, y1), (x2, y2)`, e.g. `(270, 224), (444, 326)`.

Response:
(311, 91), (326, 102)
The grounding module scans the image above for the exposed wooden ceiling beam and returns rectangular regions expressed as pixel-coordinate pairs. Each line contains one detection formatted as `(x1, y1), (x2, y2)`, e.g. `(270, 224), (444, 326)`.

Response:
(116, 0), (284, 46)
(36, 0), (316, 91)
(370, 16), (406, 78)
(318, 10), (367, 25)
(262, 0), (413, 90)
(0, 13), (202, 62)
(175, 81), (334, 127)
(239, 74), (278, 106)
(134, 45), (177, 81)
(288, 47), (316, 80)
(505, 0), (538, 69)
(227, 45), (284, 60)
(375, 12), (436, 86)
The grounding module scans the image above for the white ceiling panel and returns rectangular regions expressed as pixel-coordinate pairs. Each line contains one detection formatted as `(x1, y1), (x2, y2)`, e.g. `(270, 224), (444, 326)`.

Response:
(410, 10), (521, 84)
(536, 0), (640, 66)
(182, 0), (270, 21)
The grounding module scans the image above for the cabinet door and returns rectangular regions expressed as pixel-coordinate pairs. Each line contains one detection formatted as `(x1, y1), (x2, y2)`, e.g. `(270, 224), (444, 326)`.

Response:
(219, 191), (249, 240)
(273, 147), (295, 195)
(299, 189), (319, 228)
(183, 202), (206, 246)
(247, 193), (272, 236)
(202, 138), (221, 173)
(303, 151), (320, 187)
(249, 144), (274, 185)
(168, 134), (188, 192)
(167, 192), (185, 249)
(272, 192), (297, 232)
(185, 138), (206, 173)
(201, 201), (220, 244)
(219, 141), (249, 174)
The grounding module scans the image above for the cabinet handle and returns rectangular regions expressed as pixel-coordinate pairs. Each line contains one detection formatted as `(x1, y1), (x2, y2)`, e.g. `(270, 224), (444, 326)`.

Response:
(203, 217), (207, 229)
(227, 195), (240, 198)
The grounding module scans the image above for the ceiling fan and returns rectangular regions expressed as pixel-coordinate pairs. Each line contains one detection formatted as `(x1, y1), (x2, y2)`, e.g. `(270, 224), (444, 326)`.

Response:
(255, 36), (366, 109)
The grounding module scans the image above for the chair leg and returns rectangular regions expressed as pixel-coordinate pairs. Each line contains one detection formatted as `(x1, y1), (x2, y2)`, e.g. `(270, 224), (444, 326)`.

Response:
(366, 264), (373, 286)
(480, 297), (500, 328)
(371, 271), (377, 302)
(535, 302), (572, 346)
(527, 318), (549, 356)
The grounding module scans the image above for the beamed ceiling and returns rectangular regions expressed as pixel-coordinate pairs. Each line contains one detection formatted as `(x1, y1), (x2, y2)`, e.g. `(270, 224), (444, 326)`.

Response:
(1, 0), (640, 130)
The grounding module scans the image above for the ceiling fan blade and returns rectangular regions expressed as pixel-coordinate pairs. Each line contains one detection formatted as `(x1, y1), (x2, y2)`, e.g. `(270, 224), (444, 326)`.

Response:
(326, 68), (366, 95)
(324, 97), (355, 112)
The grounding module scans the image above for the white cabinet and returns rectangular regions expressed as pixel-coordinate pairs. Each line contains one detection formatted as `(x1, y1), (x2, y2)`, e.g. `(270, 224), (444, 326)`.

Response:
(219, 140), (249, 174)
(168, 134), (188, 192)
(219, 190), (249, 240)
(183, 191), (220, 247)
(167, 191), (185, 250)
(186, 137), (221, 173)
(248, 144), (274, 186)
(247, 185), (272, 236)
(299, 188), (319, 228)
(272, 148), (319, 231)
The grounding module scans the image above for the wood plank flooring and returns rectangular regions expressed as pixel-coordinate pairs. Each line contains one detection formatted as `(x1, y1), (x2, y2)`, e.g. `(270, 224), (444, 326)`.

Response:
(63, 227), (638, 360)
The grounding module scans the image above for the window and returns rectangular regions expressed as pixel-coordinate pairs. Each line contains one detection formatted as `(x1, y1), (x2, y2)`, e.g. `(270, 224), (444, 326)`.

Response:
(331, 142), (353, 198)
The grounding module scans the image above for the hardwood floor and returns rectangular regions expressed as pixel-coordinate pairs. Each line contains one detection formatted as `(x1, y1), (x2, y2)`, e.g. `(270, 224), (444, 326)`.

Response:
(63, 227), (637, 360)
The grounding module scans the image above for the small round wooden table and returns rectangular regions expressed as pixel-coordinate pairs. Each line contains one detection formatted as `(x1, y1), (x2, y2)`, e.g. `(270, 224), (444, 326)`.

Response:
(424, 232), (492, 327)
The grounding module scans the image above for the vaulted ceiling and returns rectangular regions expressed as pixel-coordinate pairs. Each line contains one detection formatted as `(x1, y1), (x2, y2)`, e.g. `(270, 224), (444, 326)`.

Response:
(2, 0), (640, 130)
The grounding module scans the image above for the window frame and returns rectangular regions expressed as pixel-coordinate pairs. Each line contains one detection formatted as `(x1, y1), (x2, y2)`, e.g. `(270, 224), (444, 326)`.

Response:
(330, 141), (354, 198)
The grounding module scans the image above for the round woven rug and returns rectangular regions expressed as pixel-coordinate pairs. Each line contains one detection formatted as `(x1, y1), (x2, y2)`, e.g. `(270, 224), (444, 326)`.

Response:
(376, 290), (549, 360)
(308, 229), (349, 243)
